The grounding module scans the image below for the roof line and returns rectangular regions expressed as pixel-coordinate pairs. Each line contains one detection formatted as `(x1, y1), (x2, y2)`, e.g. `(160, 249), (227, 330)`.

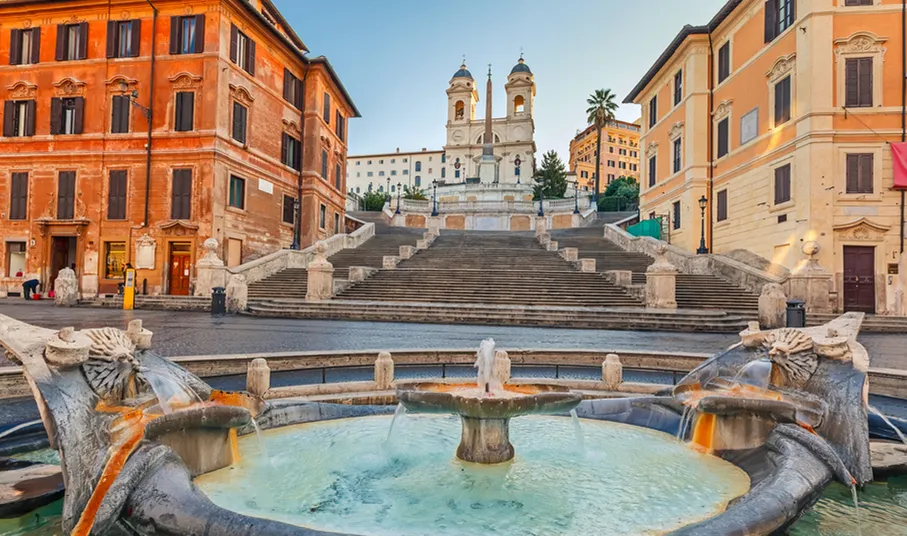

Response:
(349, 149), (445, 159)
(623, 0), (743, 103)
(308, 56), (361, 118)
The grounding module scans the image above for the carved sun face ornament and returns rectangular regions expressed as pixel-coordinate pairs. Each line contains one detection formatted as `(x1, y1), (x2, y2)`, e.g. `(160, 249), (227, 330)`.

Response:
(81, 328), (144, 402)
(761, 328), (818, 388)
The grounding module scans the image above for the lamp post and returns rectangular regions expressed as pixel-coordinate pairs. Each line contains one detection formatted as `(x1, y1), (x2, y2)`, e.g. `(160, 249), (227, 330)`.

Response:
(572, 180), (580, 214)
(538, 185), (545, 217)
(431, 180), (439, 217)
(697, 195), (709, 254)
(386, 177), (391, 204)
(395, 182), (402, 215)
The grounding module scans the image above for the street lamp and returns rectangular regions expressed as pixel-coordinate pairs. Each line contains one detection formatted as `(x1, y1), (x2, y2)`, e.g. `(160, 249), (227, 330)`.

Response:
(290, 198), (301, 249)
(538, 185), (545, 217)
(386, 177), (391, 203)
(697, 195), (709, 254)
(431, 180), (439, 217)
(572, 180), (580, 214)
(395, 182), (402, 215)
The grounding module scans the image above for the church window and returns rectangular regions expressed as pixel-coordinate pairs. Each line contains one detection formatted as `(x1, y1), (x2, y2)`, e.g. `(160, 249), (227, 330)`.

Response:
(455, 101), (465, 120)
(441, 168), (446, 178)
(455, 170), (461, 179)
(513, 95), (525, 114)
(515, 167), (520, 176)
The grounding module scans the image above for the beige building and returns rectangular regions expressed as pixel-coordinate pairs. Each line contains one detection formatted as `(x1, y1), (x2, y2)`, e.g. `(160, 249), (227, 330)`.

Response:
(347, 149), (445, 196)
(625, 0), (906, 315)
(568, 120), (641, 192)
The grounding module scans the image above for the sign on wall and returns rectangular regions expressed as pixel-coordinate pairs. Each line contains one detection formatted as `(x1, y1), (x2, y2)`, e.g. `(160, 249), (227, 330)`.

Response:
(740, 108), (758, 145)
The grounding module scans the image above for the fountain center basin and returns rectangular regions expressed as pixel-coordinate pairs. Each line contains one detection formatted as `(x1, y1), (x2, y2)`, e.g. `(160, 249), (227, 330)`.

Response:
(195, 415), (751, 536)
(396, 382), (583, 463)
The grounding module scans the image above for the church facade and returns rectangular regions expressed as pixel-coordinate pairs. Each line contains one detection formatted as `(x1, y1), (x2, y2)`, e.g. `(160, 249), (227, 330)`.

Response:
(442, 59), (537, 184)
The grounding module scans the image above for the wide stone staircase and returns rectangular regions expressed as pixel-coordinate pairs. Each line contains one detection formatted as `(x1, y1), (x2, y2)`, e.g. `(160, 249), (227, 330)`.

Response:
(551, 226), (760, 314)
(247, 214), (423, 301)
(333, 232), (641, 307)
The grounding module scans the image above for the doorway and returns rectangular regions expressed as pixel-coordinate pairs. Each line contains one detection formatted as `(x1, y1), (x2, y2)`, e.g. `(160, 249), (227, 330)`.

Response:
(843, 246), (875, 313)
(50, 236), (77, 286)
(168, 242), (192, 296)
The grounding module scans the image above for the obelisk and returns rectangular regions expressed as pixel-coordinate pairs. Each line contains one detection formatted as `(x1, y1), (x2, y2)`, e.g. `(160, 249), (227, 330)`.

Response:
(479, 64), (498, 183)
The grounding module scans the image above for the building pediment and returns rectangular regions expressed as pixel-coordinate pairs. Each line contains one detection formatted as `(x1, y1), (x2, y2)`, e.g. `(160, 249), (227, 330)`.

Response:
(52, 77), (86, 97)
(833, 218), (890, 241)
(765, 53), (796, 82)
(834, 31), (887, 56)
(169, 72), (203, 89)
(159, 220), (199, 236)
(6, 81), (37, 99)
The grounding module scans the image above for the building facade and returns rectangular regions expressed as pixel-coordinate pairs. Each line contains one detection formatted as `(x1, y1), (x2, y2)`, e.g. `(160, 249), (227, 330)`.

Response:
(568, 120), (642, 192)
(0, 0), (358, 298)
(442, 59), (537, 183)
(346, 148), (445, 196)
(626, 0), (906, 315)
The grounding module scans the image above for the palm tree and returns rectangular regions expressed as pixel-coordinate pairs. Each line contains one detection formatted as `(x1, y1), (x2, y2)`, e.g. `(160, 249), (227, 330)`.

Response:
(586, 89), (619, 205)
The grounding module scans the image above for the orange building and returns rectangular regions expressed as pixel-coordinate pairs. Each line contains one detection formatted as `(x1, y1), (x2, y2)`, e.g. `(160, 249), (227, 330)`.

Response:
(626, 0), (906, 315)
(0, 0), (358, 298)
(568, 119), (641, 193)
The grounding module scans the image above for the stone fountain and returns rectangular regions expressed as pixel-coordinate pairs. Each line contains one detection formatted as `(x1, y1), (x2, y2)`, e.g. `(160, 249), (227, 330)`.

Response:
(397, 339), (581, 463)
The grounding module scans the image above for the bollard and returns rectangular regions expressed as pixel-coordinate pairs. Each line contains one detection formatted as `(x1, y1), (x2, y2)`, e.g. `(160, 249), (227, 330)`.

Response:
(603, 353), (623, 390)
(375, 351), (395, 390)
(246, 358), (271, 397)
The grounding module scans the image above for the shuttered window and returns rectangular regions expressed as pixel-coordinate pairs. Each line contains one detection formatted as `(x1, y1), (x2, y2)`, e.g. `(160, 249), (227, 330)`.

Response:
(717, 190), (728, 222)
(335, 163), (342, 190)
(648, 96), (657, 127)
(232, 102), (247, 144)
(844, 0), (873, 6)
(672, 201), (681, 230)
(57, 171), (76, 219)
(321, 149), (329, 180)
(718, 42), (730, 83)
(672, 138), (682, 173)
(283, 69), (303, 108)
(106, 20), (140, 58)
(9, 172), (28, 220)
(55, 23), (88, 61)
(229, 25), (256, 75)
(281, 133), (301, 170)
(282, 195), (296, 224)
(169, 15), (205, 55)
(647, 155), (656, 187)
(174, 92), (194, 132)
(9, 28), (41, 65)
(3, 100), (36, 137)
(673, 70), (682, 105)
(228, 175), (245, 209)
(107, 170), (128, 219)
(335, 110), (345, 141)
(845, 57), (872, 108)
(171, 169), (192, 219)
(845, 154), (873, 194)
(765, 0), (795, 43)
(717, 118), (729, 158)
(111, 95), (130, 133)
(319, 204), (326, 229)
(774, 164), (791, 205)
(51, 97), (84, 135)
(323, 93), (331, 123)
(774, 76), (791, 125)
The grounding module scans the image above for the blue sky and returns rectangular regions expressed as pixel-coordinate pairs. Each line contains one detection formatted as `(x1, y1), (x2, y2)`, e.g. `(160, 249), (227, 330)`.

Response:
(273, 0), (727, 159)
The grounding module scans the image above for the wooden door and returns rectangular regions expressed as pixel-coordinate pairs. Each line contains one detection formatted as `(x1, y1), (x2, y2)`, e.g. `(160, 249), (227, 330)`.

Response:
(843, 246), (875, 313)
(168, 244), (192, 296)
(50, 236), (75, 285)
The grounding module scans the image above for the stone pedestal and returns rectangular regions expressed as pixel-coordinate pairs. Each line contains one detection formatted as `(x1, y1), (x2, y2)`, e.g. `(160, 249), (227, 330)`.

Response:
(306, 244), (334, 301)
(759, 283), (788, 328)
(788, 241), (833, 313)
(383, 256), (400, 269)
(375, 351), (394, 390)
(546, 241), (558, 252)
(457, 416), (513, 464)
(645, 245), (677, 309)
(399, 245), (416, 260)
(194, 238), (227, 297)
(126, 319), (153, 349)
(53, 268), (79, 306)
(603, 353), (623, 390)
(478, 157), (497, 184)
(349, 266), (378, 283)
(44, 327), (91, 367)
(428, 217), (442, 235)
(246, 358), (270, 397)
(606, 270), (633, 287)
(493, 350), (511, 384)
(580, 259), (596, 273)
(561, 247), (578, 262)
(226, 275), (248, 313)
(535, 216), (548, 237)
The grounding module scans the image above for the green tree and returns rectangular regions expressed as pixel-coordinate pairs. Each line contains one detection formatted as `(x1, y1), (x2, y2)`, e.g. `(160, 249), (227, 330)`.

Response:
(532, 150), (568, 200)
(598, 176), (640, 211)
(585, 88), (619, 201)
(360, 191), (387, 211)
(403, 185), (428, 200)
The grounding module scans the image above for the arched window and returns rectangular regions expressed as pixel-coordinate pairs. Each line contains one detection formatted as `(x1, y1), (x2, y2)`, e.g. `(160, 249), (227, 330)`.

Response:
(455, 169), (461, 179)
(415, 176), (421, 187)
(513, 95), (525, 114)
(356, 186), (360, 193)
(455, 101), (465, 120)
(515, 167), (520, 176)
(415, 161), (421, 172)
(441, 168), (446, 178)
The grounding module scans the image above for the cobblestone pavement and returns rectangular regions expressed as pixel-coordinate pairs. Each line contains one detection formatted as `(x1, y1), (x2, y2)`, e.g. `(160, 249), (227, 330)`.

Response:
(0, 301), (902, 369)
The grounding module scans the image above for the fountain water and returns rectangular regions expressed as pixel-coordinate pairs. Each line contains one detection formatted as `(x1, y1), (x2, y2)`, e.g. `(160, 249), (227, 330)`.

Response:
(385, 403), (406, 443)
(869, 405), (907, 445)
(0, 420), (43, 441)
(569, 409), (585, 454)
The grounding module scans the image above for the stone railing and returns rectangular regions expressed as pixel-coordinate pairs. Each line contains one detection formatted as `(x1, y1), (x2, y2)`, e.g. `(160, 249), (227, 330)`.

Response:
(603, 223), (785, 294)
(398, 197), (593, 215)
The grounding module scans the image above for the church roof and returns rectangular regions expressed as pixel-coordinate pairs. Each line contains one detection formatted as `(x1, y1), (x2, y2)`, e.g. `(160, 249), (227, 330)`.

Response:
(510, 58), (531, 75)
(452, 63), (473, 80)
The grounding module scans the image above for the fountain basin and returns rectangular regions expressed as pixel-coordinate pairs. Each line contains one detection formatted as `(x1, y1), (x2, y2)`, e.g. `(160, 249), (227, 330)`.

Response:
(397, 382), (582, 463)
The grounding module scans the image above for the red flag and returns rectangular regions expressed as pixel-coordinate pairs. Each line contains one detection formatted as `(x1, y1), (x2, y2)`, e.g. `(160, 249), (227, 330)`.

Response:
(893, 142), (907, 190)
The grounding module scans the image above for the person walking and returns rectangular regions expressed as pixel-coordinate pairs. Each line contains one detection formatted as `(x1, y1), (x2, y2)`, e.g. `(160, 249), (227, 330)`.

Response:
(22, 274), (40, 300)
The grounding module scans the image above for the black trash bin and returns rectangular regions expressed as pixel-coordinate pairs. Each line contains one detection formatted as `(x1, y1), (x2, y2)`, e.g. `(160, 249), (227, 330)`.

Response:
(786, 299), (806, 328)
(211, 287), (226, 316)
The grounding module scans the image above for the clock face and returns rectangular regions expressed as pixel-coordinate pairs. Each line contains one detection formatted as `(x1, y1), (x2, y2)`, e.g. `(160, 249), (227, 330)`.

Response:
(452, 130), (464, 142)
(514, 157), (521, 167)
(454, 162), (461, 170)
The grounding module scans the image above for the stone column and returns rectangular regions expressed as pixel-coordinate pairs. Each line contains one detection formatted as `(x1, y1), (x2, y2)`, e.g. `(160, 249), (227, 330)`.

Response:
(53, 267), (79, 306)
(246, 358), (271, 397)
(493, 350), (511, 385)
(194, 238), (227, 297)
(788, 241), (833, 313)
(645, 244), (677, 309)
(375, 351), (394, 390)
(428, 216), (442, 235)
(759, 283), (787, 329)
(602, 353), (622, 390)
(226, 275), (248, 313)
(306, 243), (334, 301)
